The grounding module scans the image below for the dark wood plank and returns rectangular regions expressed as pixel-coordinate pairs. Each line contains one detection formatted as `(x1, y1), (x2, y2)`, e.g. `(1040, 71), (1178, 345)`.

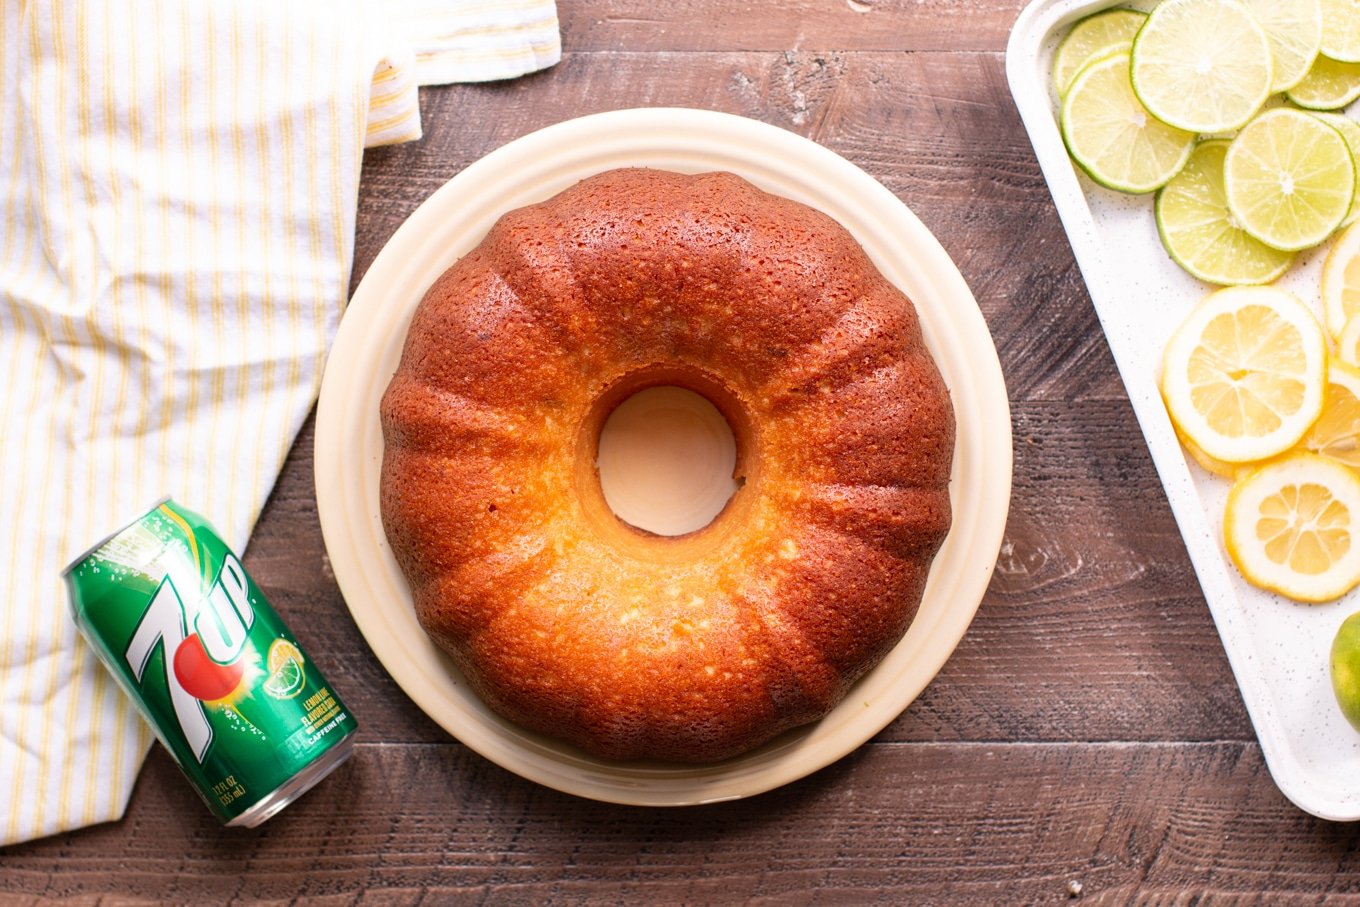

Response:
(556, 1), (1029, 53)
(4, 742), (1359, 903)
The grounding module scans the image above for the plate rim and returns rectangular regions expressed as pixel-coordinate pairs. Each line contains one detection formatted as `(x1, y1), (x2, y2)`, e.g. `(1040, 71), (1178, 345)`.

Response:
(315, 107), (1013, 806)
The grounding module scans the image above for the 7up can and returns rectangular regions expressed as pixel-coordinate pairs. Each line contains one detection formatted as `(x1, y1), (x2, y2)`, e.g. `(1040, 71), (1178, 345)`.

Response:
(63, 499), (357, 827)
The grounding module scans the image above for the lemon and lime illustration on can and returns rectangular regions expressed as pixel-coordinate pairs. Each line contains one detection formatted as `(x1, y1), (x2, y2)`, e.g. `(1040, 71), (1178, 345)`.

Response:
(64, 499), (357, 827)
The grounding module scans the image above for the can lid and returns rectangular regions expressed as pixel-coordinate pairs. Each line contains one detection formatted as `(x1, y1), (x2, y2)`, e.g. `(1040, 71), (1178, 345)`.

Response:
(225, 729), (358, 828)
(61, 495), (173, 577)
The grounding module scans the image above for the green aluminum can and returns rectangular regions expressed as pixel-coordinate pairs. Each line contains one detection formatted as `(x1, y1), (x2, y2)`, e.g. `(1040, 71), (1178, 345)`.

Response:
(63, 498), (357, 827)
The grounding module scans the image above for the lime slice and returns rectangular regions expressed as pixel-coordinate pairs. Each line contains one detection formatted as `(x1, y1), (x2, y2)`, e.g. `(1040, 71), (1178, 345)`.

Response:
(1286, 54), (1360, 108)
(1224, 108), (1356, 251)
(1238, 0), (1324, 92)
(1314, 113), (1360, 227)
(263, 637), (306, 699)
(1130, 0), (1274, 133)
(264, 655), (306, 699)
(267, 638), (304, 672)
(1320, 0), (1360, 63)
(264, 639), (306, 699)
(1061, 52), (1197, 193)
(1052, 8), (1149, 97)
(1156, 140), (1296, 285)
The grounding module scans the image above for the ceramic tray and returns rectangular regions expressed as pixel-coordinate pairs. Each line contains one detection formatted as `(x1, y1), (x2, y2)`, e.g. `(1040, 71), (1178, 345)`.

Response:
(1008, 0), (1360, 820)
(314, 108), (1011, 806)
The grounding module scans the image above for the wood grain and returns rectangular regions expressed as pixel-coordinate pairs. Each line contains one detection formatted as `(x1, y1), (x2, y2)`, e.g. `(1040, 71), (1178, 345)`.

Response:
(2, 742), (1356, 904)
(6, 0), (1360, 900)
(556, 1), (1029, 52)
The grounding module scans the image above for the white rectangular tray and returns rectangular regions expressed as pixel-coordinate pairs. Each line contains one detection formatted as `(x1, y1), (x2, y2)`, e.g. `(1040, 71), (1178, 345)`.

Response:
(1008, 0), (1360, 820)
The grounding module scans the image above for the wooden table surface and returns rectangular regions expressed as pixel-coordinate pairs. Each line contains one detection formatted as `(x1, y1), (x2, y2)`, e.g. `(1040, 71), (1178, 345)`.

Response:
(8, 1), (1360, 903)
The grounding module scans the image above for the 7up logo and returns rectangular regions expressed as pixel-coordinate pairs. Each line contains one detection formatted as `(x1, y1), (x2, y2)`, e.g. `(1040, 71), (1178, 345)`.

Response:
(124, 551), (255, 762)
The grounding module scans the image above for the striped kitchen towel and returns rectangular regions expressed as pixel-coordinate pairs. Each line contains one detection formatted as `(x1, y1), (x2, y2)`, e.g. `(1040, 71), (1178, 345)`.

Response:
(0, 0), (559, 846)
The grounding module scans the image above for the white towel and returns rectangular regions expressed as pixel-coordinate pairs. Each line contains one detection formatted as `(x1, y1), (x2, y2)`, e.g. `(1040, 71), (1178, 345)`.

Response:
(0, 0), (559, 846)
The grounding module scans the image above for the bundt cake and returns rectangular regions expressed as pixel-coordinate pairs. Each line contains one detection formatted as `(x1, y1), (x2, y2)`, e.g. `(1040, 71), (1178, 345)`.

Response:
(379, 168), (955, 763)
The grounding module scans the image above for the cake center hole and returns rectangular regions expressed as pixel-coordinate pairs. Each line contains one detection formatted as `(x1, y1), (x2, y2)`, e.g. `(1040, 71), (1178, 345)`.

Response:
(597, 386), (739, 537)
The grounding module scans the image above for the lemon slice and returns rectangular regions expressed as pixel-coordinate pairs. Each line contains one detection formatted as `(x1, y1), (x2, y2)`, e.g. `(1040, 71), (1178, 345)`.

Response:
(1130, 0), (1274, 133)
(1295, 361), (1360, 467)
(1175, 421), (1251, 478)
(1225, 453), (1360, 602)
(1339, 314), (1360, 364)
(1320, 0), (1360, 63)
(1313, 113), (1360, 228)
(1052, 8), (1149, 96)
(1161, 286), (1327, 463)
(1224, 108), (1356, 252)
(1323, 220), (1360, 337)
(1286, 54), (1360, 108)
(1155, 139), (1296, 285)
(1061, 52), (1197, 193)
(1239, 0), (1324, 92)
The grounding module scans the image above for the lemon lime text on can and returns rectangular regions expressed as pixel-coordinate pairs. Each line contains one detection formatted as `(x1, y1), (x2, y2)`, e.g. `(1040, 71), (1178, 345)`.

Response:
(63, 499), (358, 827)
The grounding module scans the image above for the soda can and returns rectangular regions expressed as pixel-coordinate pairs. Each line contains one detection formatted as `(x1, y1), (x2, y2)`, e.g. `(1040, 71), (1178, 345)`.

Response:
(63, 498), (358, 827)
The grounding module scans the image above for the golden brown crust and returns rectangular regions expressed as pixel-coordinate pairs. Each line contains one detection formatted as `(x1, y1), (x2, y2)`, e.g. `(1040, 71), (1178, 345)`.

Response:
(379, 168), (955, 762)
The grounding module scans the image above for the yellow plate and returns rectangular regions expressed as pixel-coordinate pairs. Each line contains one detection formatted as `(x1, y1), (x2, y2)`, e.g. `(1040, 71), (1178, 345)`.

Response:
(314, 108), (1013, 806)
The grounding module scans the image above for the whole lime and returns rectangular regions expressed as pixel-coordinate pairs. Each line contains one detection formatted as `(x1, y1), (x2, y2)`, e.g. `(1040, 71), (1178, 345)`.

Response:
(1331, 611), (1360, 731)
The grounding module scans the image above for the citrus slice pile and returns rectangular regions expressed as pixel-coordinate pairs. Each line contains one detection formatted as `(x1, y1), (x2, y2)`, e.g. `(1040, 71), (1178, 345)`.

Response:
(1160, 284), (1360, 602)
(1052, 0), (1360, 286)
(1053, 4), (1360, 603)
